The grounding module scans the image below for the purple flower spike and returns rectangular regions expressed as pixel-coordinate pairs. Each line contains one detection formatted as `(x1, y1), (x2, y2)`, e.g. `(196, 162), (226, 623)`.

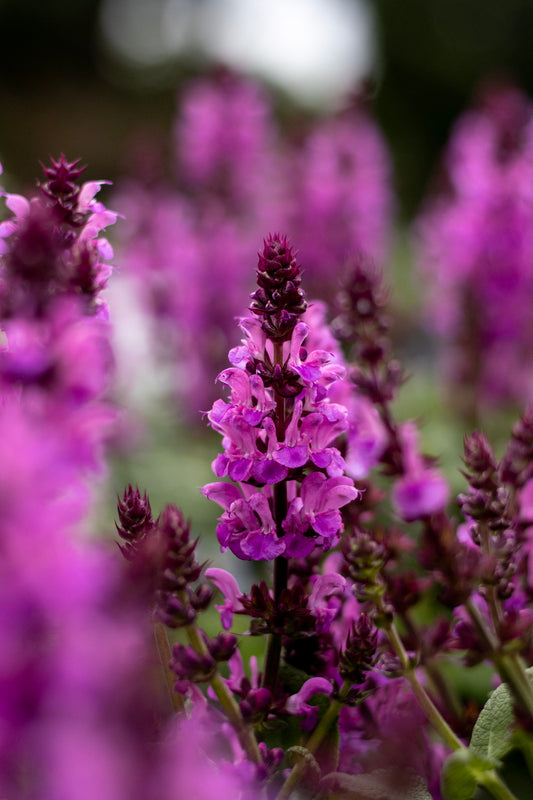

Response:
(415, 84), (533, 411)
(203, 235), (360, 562)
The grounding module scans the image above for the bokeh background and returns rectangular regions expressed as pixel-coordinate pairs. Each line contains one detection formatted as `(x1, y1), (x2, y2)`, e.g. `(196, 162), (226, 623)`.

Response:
(2, 0), (533, 557)
(3, 0), (533, 212)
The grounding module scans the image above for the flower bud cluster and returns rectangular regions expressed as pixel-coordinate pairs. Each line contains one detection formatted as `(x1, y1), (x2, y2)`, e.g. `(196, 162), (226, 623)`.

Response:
(116, 485), (213, 627)
(1, 154), (116, 319)
(250, 234), (307, 341)
(334, 258), (449, 522)
(171, 633), (238, 686)
(339, 612), (378, 684)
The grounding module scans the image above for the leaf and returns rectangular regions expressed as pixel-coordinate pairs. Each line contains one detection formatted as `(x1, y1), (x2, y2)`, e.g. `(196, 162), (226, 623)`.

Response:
(441, 750), (495, 800)
(321, 768), (433, 800)
(470, 666), (533, 764)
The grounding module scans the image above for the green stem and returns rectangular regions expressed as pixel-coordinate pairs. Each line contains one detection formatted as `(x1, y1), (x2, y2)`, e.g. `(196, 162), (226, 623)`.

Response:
(477, 771), (522, 800)
(383, 612), (464, 751)
(153, 620), (185, 713)
(465, 597), (533, 720)
(513, 728), (533, 782)
(383, 608), (521, 800)
(276, 681), (351, 800)
(185, 619), (263, 766)
(402, 610), (464, 726)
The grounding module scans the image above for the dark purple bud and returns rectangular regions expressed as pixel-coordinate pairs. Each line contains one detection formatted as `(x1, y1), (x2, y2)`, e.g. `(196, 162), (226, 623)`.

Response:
(453, 619), (487, 665)
(38, 154), (86, 228)
(157, 505), (203, 589)
(207, 633), (238, 662)
(462, 432), (499, 493)
(422, 617), (454, 658)
(258, 744), (284, 771)
(239, 687), (272, 722)
(2, 201), (63, 318)
(116, 485), (154, 544)
(385, 570), (429, 614)
(190, 583), (215, 611)
(339, 612), (378, 683)
(171, 643), (216, 683)
(250, 233), (307, 342)
(156, 594), (197, 628)
(501, 406), (533, 488)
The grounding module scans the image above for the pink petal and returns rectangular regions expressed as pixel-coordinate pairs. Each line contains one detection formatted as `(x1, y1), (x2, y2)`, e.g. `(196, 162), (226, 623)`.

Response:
(202, 482), (242, 510)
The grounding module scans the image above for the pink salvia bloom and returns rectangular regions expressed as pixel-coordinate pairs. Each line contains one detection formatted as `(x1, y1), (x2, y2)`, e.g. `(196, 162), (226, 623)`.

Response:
(290, 107), (393, 304)
(205, 567), (245, 629)
(286, 677), (333, 730)
(203, 236), (360, 561)
(392, 422), (449, 521)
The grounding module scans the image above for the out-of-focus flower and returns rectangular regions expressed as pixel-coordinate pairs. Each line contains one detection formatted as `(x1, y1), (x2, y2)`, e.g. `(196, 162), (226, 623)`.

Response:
(114, 72), (392, 419)
(392, 423), (449, 521)
(415, 84), (533, 412)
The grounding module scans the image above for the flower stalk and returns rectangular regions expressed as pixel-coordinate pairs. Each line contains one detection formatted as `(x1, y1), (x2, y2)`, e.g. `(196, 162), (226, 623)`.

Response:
(184, 613), (263, 766)
(153, 620), (185, 713)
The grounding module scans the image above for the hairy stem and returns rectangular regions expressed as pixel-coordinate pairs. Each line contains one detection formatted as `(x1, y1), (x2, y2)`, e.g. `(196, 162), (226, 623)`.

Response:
(184, 616), (263, 765)
(402, 610), (464, 727)
(382, 609), (464, 751)
(382, 606), (521, 800)
(478, 772), (522, 800)
(465, 597), (533, 720)
(153, 620), (185, 713)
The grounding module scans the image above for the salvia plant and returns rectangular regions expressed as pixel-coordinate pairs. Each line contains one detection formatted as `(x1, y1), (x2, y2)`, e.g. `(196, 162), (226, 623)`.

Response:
(3, 146), (533, 800)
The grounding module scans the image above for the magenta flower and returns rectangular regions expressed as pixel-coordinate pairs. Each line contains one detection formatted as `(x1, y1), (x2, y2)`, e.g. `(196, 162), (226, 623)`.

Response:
(205, 567), (245, 629)
(203, 235), (360, 561)
(392, 423), (449, 521)
(415, 84), (533, 410)
(283, 473), (359, 552)
(202, 482), (284, 560)
(290, 108), (394, 305)
(285, 676), (333, 730)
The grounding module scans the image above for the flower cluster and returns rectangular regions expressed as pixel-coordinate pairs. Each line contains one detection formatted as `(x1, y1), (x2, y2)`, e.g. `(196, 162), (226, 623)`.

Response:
(203, 234), (359, 561)
(415, 84), (533, 415)
(0, 158), (166, 799)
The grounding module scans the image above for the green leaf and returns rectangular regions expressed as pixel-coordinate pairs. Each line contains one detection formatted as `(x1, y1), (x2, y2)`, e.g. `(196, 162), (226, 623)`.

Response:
(470, 667), (533, 764)
(441, 749), (495, 800)
(321, 768), (433, 800)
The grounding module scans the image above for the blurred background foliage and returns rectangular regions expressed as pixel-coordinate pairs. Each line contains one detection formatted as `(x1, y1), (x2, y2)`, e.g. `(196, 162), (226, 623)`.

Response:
(1, 0), (532, 551)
